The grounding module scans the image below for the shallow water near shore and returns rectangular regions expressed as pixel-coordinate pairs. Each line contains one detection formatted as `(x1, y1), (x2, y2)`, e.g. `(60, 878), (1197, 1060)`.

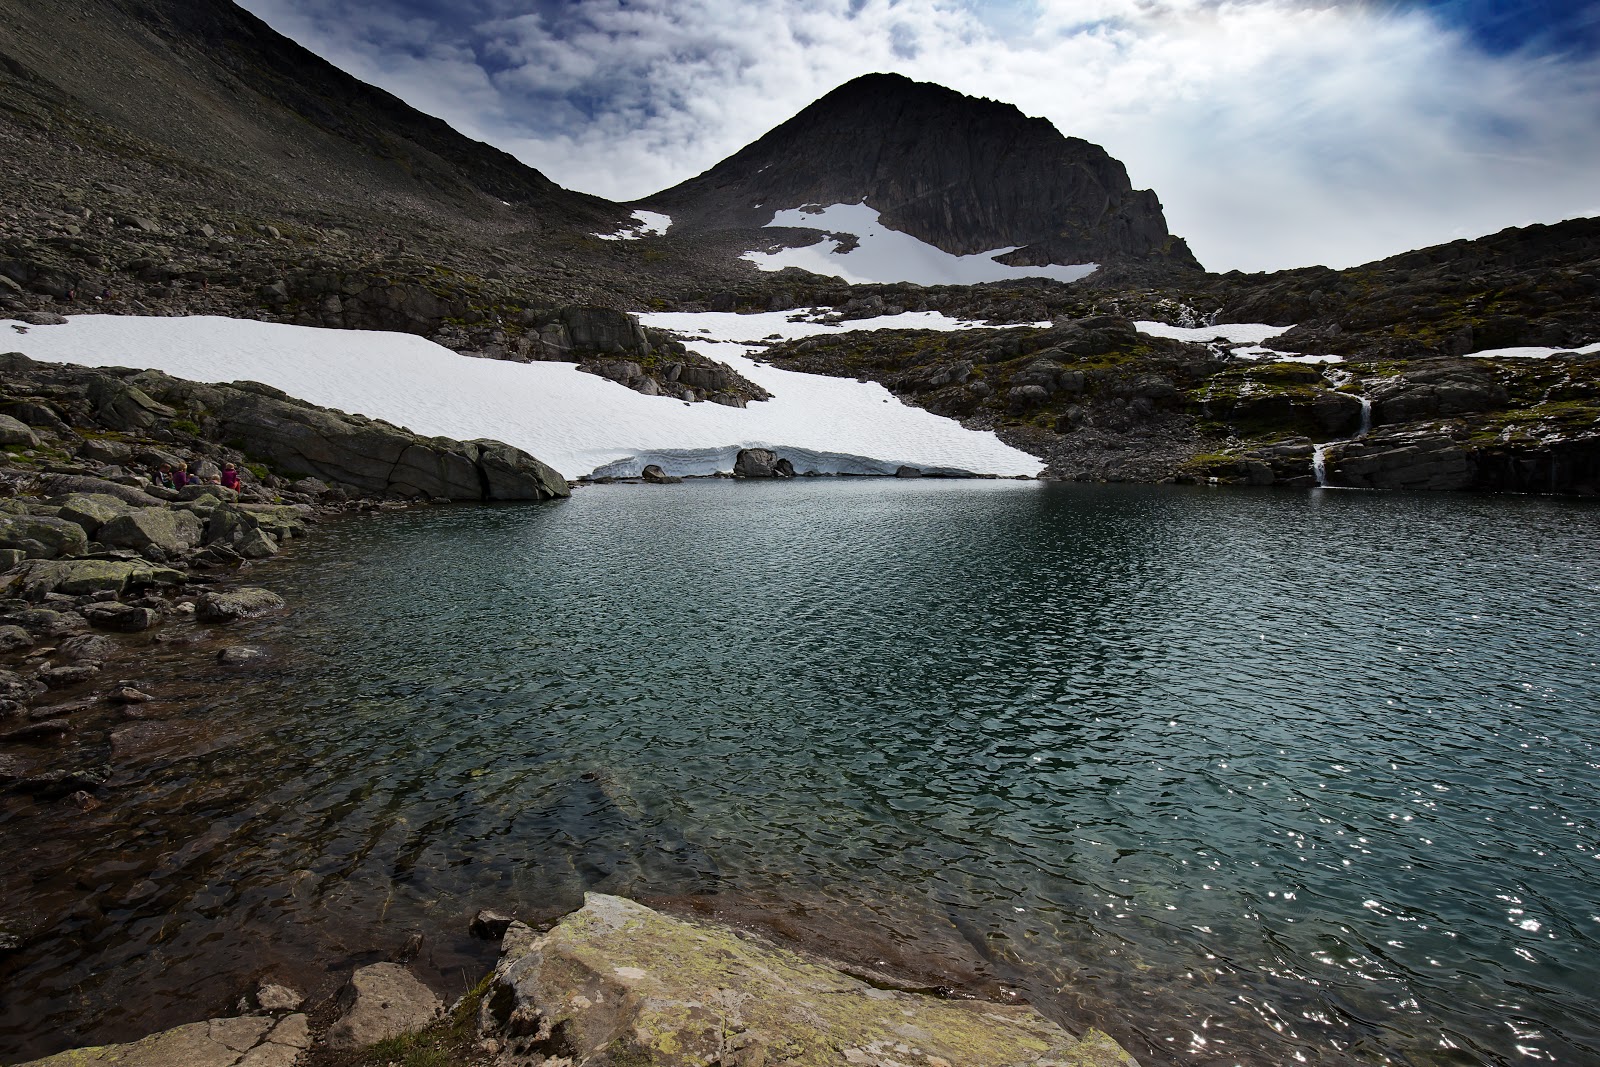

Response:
(3, 480), (1599, 1065)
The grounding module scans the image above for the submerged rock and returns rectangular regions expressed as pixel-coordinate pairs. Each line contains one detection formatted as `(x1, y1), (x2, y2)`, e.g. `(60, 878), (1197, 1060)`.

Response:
(480, 894), (1139, 1066)
(196, 587), (285, 623)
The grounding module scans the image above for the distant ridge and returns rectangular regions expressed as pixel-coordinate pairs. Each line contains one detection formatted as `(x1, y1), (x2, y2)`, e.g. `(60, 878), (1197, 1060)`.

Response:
(644, 72), (1201, 272)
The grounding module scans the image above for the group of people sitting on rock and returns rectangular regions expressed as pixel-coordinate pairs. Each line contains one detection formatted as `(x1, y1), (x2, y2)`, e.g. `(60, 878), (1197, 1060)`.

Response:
(151, 460), (242, 493)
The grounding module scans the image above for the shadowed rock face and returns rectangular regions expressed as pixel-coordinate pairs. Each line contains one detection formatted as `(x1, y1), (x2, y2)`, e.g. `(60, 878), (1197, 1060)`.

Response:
(646, 73), (1200, 272)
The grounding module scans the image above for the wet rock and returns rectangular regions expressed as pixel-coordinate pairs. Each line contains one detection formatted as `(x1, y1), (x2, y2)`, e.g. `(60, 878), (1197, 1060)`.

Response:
(0, 668), (43, 702)
(196, 587), (284, 623)
(217, 645), (269, 666)
(895, 465), (923, 478)
(480, 895), (1140, 1067)
(1, 609), (88, 638)
(14, 763), (109, 797)
(470, 908), (514, 940)
(0, 625), (34, 653)
(0, 718), (71, 743)
(324, 962), (441, 1048)
(110, 687), (154, 704)
(56, 634), (118, 662)
(38, 664), (101, 688)
(242, 980), (305, 1015)
(82, 603), (158, 633)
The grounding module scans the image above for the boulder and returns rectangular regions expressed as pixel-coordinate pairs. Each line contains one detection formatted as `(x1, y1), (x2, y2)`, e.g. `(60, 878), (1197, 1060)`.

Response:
(323, 962), (441, 1048)
(0, 413), (39, 446)
(640, 464), (682, 485)
(19, 559), (146, 598)
(0, 625), (34, 653)
(0, 514), (90, 559)
(895, 465), (923, 478)
(54, 493), (133, 537)
(196, 587), (285, 623)
(82, 603), (158, 633)
(57, 634), (119, 663)
(217, 646), (269, 666)
(0, 609), (87, 638)
(98, 508), (204, 557)
(481, 895), (1139, 1067)
(10, 1013), (310, 1067)
(37, 664), (100, 688)
(472, 441), (572, 501)
(733, 448), (790, 479)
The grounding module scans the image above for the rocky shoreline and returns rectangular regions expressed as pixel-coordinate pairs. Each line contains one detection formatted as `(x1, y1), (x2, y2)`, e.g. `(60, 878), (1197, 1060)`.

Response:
(11, 895), (1140, 1067)
(1, 348), (568, 836)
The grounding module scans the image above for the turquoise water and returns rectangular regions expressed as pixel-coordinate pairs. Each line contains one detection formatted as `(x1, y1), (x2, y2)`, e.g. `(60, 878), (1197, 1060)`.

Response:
(3, 481), (1598, 1065)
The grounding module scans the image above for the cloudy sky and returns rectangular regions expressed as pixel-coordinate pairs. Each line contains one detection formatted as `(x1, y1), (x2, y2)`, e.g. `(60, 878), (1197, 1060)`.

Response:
(235, 0), (1600, 273)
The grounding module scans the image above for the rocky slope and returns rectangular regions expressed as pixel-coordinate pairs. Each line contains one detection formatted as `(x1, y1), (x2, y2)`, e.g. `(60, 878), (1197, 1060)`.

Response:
(645, 73), (1199, 274)
(762, 315), (1600, 493)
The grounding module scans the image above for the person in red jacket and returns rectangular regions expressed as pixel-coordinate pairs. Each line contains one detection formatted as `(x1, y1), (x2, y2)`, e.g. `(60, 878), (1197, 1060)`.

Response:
(220, 463), (241, 491)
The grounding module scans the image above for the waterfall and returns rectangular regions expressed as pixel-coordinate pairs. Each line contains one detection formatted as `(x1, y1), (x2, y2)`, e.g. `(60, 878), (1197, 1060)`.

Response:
(1310, 393), (1373, 489)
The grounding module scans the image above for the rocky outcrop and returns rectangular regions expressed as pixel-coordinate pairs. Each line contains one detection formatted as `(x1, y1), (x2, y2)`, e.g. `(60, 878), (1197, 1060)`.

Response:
(647, 72), (1199, 273)
(1, 353), (570, 502)
(480, 894), (1138, 1067)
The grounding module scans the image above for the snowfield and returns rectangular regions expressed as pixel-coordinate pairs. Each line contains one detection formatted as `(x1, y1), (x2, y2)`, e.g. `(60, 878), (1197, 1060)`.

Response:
(744, 203), (1098, 286)
(4, 313), (1043, 480)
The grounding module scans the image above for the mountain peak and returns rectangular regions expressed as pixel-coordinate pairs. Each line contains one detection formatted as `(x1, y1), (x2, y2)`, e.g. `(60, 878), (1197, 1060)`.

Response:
(646, 73), (1199, 273)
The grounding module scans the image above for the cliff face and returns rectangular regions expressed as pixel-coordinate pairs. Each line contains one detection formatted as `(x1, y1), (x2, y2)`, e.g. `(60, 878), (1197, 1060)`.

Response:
(646, 73), (1200, 271)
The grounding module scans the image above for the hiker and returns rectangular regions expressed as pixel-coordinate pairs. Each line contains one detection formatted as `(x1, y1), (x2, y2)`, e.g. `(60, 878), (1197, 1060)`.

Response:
(154, 463), (176, 489)
(220, 462), (241, 491)
(172, 462), (191, 489)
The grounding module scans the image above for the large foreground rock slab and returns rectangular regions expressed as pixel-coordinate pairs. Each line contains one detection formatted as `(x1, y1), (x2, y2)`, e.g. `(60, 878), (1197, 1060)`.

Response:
(482, 894), (1138, 1067)
(14, 1013), (309, 1067)
(324, 961), (443, 1048)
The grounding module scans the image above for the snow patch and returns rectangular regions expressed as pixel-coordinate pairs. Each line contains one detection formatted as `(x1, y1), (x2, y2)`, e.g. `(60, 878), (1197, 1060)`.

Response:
(1136, 320), (1342, 364)
(5, 315), (1042, 480)
(745, 203), (1097, 286)
(1134, 321), (1290, 345)
(638, 308), (1044, 344)
(593, 210), (672, 240)
(1465, 341), (1600, 360)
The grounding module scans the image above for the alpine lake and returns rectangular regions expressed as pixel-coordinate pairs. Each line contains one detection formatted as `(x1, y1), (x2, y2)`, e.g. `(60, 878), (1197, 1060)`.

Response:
(2, 479), (1597, 1066)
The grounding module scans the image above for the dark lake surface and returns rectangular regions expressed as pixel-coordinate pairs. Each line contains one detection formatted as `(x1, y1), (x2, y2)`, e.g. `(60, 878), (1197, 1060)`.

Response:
(3, 480), (1598, 1065)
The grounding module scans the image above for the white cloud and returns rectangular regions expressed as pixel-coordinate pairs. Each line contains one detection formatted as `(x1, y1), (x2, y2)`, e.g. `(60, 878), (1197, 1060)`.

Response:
(236, 0), (1600, 272)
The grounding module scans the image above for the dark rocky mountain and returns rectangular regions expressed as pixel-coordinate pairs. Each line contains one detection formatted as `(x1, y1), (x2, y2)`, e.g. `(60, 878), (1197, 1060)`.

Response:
(0, 0), (1595, 496)
(644, 73), (1200, 273)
